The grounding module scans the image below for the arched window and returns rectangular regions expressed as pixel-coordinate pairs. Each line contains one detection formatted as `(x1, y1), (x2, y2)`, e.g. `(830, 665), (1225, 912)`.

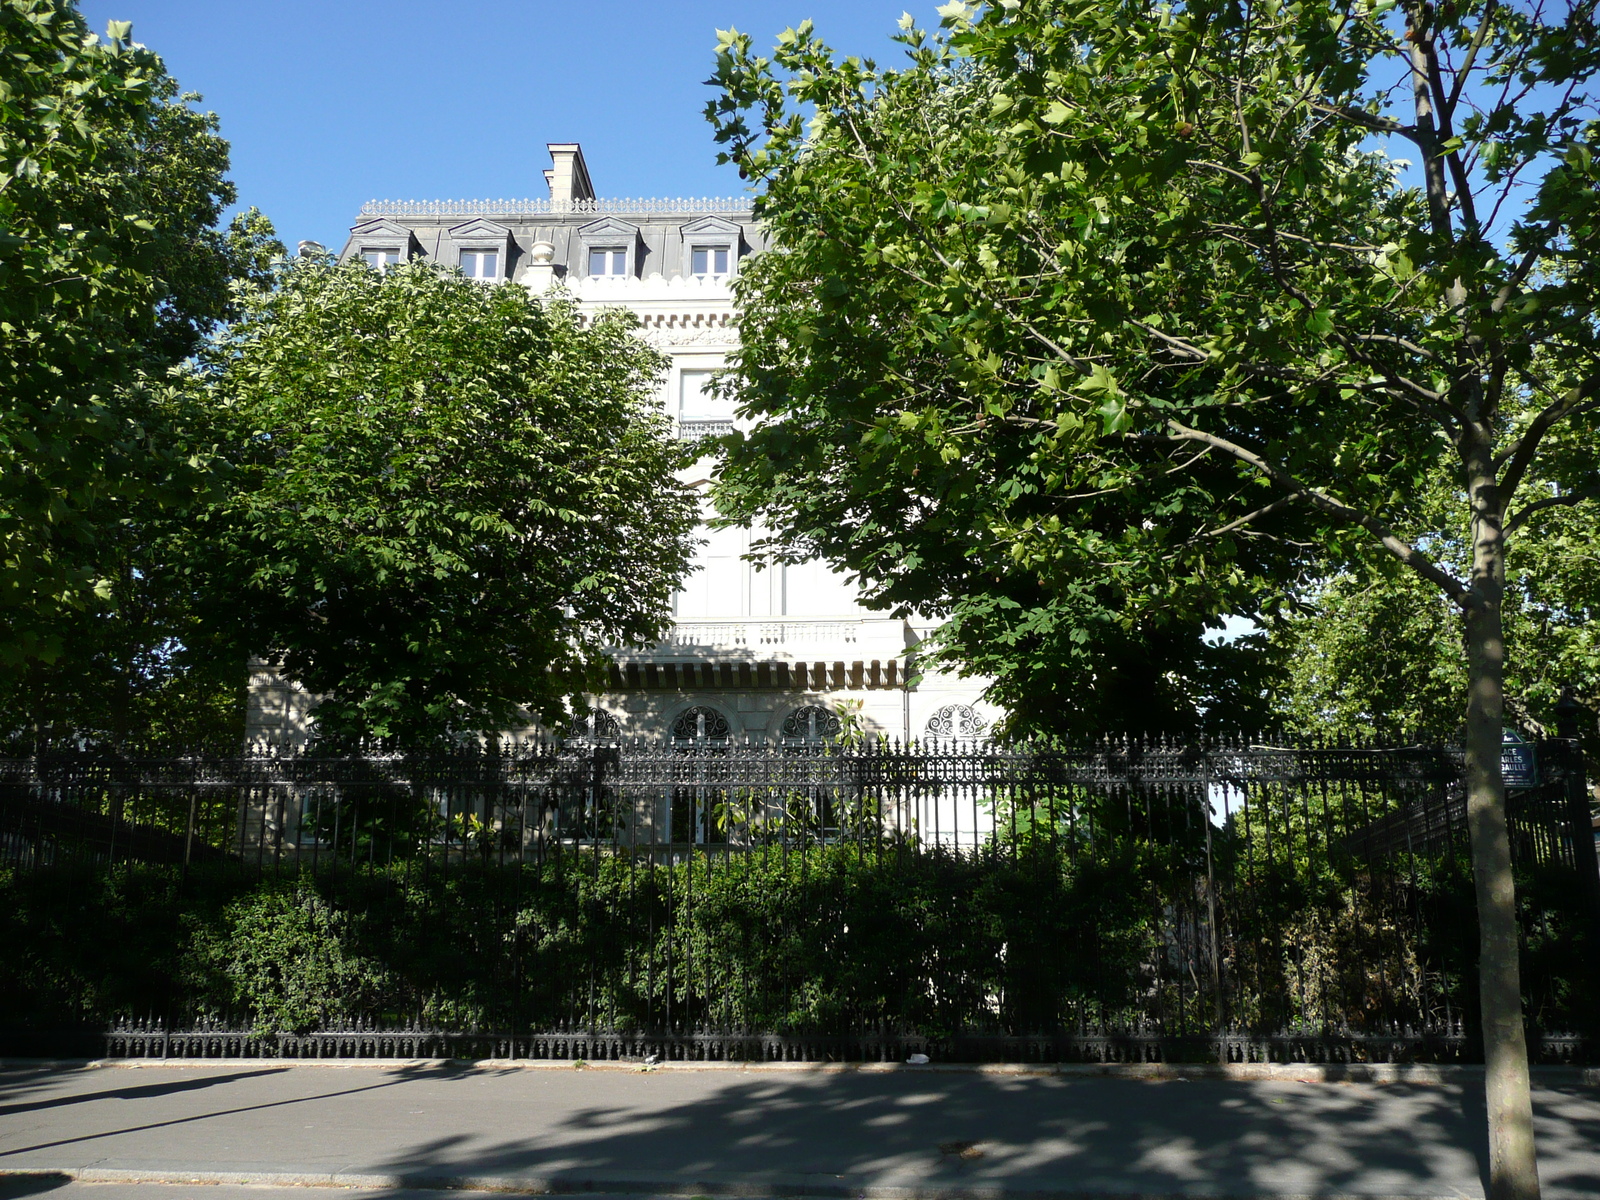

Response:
(567, 708), (620, 743)
(669, 706), (731, 846)
(781, 705), (842, 744)
(671, 705), (731, 744)
(555, 709), (622, 841)
(924, 704), (989, 740)
(778, 705), (844, 837)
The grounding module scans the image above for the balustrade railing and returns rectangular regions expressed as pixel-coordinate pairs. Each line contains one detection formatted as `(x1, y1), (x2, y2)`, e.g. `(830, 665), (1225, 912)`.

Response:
(360, 197), (754, 217)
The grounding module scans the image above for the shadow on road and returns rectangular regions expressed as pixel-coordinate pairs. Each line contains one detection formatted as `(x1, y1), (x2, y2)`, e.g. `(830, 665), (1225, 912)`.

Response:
(0, 1065), (445, 1159)
(360, 1071), (1511, 1197)
(1, 1063), (1596, 1198)
(0, 1173), (70, 1199)
(0, 1069), (287, 1118)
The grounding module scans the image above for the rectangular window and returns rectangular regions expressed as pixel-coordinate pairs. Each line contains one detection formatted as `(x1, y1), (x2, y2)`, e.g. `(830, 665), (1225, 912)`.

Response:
(460, 249), (499, 279)
(690, 246), (730, 278)
(361, 248), (401, 270)
(588, 247), (627, 277)
(679, 369), (735, 420)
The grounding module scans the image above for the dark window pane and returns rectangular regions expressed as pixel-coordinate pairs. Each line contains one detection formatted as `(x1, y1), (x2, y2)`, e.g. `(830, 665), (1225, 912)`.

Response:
(589, 248), (607, 276)
(692, 247), (708, 275)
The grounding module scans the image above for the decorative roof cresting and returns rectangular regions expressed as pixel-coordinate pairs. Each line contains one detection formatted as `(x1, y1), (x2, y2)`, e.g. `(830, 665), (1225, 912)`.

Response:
(360, 197), (754, 217)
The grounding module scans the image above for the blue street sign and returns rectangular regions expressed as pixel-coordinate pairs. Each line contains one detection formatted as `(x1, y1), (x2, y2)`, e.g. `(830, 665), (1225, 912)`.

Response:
(1501, 728), (1538, 789)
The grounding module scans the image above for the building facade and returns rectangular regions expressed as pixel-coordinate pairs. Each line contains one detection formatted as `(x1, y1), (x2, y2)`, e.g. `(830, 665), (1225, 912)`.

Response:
(246, 144), (998, 748)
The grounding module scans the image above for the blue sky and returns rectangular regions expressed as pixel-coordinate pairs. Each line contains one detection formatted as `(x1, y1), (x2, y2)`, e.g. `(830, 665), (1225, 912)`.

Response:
(78, 1), (924, 252)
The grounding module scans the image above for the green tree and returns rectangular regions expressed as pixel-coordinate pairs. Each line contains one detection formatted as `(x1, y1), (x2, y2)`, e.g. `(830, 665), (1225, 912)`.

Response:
(708, 3), (1598, 1194)
(194, 258), (699, 744)
(705, 18), (1318, 741)
(0, 560), (246, 751)
(0, 1), (280, 669)
(1274, 470), (1600, 762)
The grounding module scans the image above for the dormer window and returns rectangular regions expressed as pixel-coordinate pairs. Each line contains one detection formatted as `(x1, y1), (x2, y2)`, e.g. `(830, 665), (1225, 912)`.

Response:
(442, 218), (512, 285)
(690, 246), (730, 279)
(589, 247), (628, 277)
(577, 218), (641, 280)
(348, 218), (421, 271)
(460, 248), (500, 280)
(678, 216), (742, 283)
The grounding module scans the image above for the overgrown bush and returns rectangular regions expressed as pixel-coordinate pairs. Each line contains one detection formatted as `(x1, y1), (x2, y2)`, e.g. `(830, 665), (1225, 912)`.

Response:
(0, 846), (1593, 1043)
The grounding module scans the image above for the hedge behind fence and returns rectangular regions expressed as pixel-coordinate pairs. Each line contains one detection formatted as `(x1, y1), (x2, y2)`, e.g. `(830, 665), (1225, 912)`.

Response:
(3, 848), (1595, 1047)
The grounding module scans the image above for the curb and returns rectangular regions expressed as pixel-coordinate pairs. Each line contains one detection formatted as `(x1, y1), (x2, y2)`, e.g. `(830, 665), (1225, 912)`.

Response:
(0, 1166), (1475, 1200)
(3, 1056), (1598, 1085)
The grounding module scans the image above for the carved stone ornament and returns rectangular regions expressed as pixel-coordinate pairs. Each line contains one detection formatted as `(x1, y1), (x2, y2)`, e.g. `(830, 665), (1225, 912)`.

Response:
(640, 325), (737, 349)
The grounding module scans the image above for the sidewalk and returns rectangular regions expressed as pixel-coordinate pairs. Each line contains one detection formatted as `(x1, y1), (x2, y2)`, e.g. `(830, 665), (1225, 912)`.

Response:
(2, 1061), (1598, 1199)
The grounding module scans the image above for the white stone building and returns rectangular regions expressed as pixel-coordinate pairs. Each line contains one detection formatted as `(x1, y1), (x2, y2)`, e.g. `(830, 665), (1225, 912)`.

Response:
(246, 144), (998, 748)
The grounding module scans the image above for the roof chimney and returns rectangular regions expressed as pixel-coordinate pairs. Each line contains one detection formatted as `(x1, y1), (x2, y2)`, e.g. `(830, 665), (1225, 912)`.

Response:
(544, 143), (595, 208)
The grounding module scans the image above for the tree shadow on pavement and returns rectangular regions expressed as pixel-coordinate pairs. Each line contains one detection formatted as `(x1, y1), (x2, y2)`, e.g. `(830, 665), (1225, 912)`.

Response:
(0, 1068), (287, 1118)
(0, 1173), (70, 1198)
(0, 1064), (447, 1160)
(356, 1070), (1547, 1198)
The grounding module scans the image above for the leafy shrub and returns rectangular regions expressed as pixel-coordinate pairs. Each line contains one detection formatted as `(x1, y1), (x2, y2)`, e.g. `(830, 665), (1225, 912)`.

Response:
(0, 847), (1592, 1044)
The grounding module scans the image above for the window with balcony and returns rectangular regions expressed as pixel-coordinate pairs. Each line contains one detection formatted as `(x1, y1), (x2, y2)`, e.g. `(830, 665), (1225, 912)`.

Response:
(459, 248), (499, 280)
(678, 369), (737, 439)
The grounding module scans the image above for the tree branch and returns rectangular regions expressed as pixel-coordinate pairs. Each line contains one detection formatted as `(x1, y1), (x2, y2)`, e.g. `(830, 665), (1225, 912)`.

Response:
(1201, 492), (1300, 538)
(1305, 99), (1412, 137)
(1444, 0), (1497, 121)
(1159, 418), (1472, 608)
(1497, 373), (1600, 506)
(1505, 485), (1600, 534)
(1491, 219), (1561, 315)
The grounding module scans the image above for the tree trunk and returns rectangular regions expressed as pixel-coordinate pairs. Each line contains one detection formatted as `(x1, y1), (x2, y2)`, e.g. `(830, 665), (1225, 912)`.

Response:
(1462, 455), (1541, 1200)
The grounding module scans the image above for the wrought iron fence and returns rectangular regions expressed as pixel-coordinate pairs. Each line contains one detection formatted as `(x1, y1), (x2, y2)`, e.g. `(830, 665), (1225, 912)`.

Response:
(2, 735), (1596, 1062)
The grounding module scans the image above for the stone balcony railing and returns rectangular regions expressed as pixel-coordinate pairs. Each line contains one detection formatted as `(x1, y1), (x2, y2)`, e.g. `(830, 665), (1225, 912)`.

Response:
(621, 616), (911, 663)
(676, 418), (735, 439)
(606, 616), (914, 692)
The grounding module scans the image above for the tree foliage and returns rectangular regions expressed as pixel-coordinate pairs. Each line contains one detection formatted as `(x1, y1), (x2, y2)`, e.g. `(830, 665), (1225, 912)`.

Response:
(0, 1), (280, 667)
(708, 2), (1597, 1192)
(1274, 470), (1600, 760)
(707, 0), (1597, 726)
(705, 11), (1360, 737)
(193, 259), (700, 744)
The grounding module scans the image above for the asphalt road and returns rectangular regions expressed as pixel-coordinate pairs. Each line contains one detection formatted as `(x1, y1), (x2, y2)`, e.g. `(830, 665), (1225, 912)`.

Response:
(1, 1063), (1598, 1199)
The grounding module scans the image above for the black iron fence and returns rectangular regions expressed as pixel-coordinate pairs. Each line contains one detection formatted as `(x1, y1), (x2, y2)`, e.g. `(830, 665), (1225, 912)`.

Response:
(2, 735), (1597, 1063)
